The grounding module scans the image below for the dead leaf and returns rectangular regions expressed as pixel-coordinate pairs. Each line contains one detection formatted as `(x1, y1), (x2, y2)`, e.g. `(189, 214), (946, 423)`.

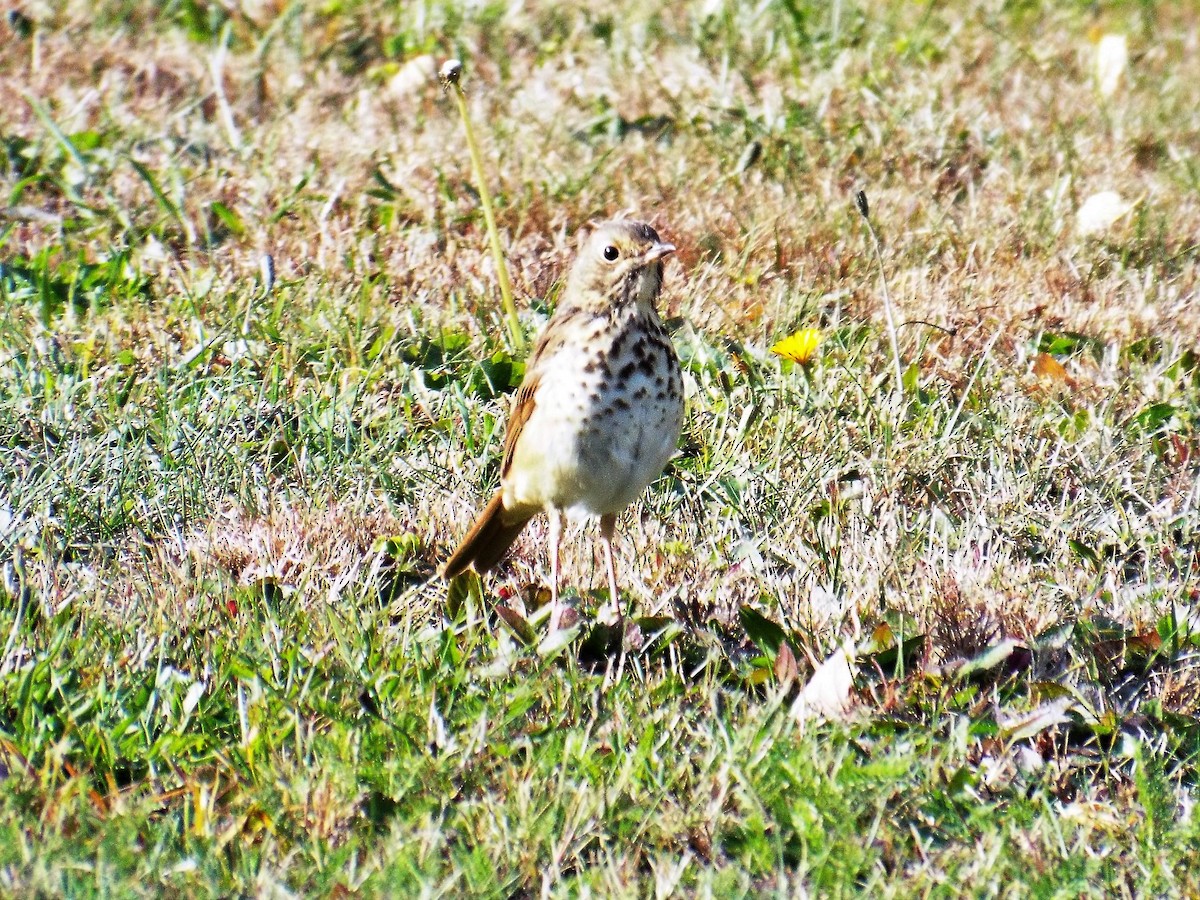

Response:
(997, 697), (1074, 741)
(774, 641), (799, 687)
(1032, 352), (1069, 383)
(495, 605), (537, 646)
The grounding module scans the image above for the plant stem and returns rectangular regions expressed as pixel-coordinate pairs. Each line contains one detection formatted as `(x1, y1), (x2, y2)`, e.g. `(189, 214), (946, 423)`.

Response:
(444, 63), (524, 351)
(856, 191), (903, 391)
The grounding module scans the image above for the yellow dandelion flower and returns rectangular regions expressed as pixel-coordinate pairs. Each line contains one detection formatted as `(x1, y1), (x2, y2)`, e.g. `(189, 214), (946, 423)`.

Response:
(771, 328), (822, 365)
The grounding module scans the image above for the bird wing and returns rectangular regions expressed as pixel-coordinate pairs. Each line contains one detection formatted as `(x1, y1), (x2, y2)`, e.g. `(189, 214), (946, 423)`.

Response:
(499, 305), (598, 478)
(500, 371), (539, 478)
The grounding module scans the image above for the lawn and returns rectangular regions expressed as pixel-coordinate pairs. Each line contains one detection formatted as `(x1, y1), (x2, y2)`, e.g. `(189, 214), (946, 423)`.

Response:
(1, 0), (1199, 895)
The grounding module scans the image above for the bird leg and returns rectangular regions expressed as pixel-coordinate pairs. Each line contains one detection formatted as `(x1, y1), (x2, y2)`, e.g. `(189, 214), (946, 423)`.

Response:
(599, 513), (622, 622)
(546, 508), (565, 630)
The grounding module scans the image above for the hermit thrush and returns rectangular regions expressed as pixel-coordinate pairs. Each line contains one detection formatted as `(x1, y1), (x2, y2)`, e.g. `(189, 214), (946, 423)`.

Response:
(442, 219), (684, 629)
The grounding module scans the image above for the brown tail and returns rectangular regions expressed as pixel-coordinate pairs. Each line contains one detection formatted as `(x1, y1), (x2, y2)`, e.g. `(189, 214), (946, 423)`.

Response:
(442, 491), (533, 580)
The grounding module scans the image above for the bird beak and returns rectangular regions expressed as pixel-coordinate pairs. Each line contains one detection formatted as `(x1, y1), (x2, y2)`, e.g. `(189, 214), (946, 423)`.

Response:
(644, 242), (676, 262)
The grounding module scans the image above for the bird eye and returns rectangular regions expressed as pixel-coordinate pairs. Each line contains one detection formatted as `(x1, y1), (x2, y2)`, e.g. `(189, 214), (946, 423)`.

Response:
(603, 245), (619, 261)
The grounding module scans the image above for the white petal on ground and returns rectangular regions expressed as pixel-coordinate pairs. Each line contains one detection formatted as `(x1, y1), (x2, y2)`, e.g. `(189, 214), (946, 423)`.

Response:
(1076, 190), (1133, 235)
(388, 54), (437, 99)
(791, 640), (857, 721)
(1095, 33), (1128, 98)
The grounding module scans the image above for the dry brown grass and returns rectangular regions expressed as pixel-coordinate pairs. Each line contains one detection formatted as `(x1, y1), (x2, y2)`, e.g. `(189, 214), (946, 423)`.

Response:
(6, 3), (1196, 349)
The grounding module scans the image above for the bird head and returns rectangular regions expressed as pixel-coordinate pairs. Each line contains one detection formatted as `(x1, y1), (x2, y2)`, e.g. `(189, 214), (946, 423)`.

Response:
(565, 219), (676, 311)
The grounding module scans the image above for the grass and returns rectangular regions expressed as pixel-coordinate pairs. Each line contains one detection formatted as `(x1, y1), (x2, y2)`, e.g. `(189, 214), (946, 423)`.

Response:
(2, 0), (1200, 894)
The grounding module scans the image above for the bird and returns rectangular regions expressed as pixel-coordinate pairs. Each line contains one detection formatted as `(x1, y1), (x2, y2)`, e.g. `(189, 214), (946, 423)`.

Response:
(442, 218), (684, 630)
